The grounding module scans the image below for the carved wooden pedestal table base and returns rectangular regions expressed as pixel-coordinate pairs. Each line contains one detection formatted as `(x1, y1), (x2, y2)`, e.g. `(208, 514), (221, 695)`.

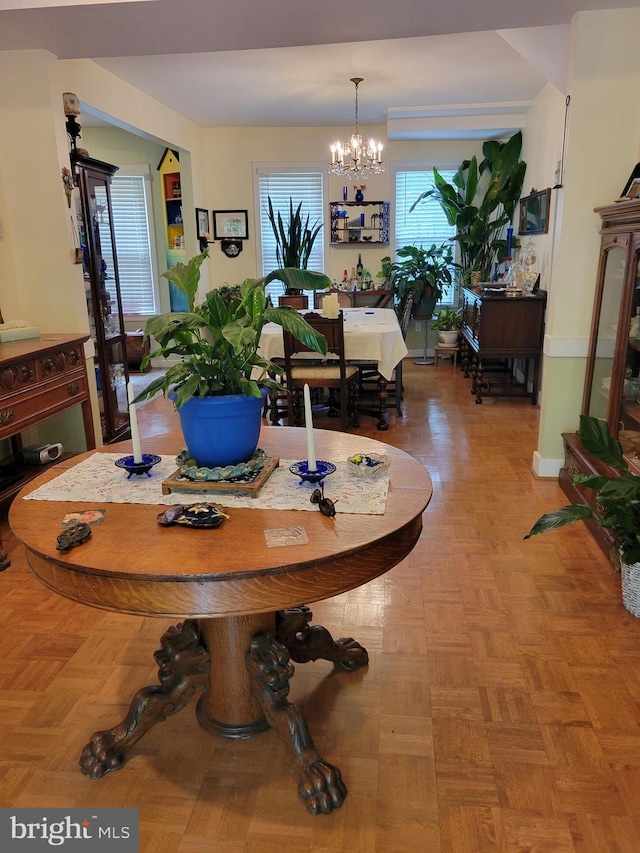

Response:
(9, 427), (430, 815)
(79, 608), (367, 814)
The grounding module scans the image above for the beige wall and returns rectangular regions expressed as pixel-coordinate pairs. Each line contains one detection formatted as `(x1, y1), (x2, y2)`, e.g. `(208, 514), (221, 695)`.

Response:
(201, 126), (477, 291)
(535, 8), (640, 475)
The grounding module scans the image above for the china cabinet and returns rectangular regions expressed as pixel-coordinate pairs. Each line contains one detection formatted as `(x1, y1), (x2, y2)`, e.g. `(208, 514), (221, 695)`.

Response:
(329, 201), (389, 245)
(71, 151), (130, 444)
(561, 199), (640, 553)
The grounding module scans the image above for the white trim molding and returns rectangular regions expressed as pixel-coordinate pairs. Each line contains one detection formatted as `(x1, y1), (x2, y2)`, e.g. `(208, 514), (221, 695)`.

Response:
(543, 334), (589, 358)
(532, 450), (564, 479)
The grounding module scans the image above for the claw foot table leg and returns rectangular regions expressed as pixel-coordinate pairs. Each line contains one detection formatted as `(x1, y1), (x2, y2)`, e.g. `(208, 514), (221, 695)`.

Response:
(277, 605), (369, 671)
(80, 620), (209, 778)
(246, 632), (347, 814)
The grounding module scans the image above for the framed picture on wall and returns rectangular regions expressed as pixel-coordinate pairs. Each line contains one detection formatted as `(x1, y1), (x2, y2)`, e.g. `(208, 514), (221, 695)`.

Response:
(624, 178), (640, 200)
(213, 210), (249, 240)
(518, 188), (551, 235)
(195, 208), (210, 239)
(621, 164), (640, 198)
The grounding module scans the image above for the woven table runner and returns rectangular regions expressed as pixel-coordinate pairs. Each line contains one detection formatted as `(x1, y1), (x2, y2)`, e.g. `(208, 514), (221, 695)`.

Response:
(23, 453), (389, 515)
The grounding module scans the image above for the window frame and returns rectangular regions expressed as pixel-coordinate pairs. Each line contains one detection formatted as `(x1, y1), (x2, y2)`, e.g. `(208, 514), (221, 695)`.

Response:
(110, 165), (161, 320)
(391, 160), (460, 307)
(253, 163), (327, 303)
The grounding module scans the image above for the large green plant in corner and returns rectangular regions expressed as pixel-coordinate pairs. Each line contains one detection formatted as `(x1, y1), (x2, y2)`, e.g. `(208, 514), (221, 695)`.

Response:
(266, 197), (324, 294)
(412, 131), (526, 283)
(136, 252), (329, 409)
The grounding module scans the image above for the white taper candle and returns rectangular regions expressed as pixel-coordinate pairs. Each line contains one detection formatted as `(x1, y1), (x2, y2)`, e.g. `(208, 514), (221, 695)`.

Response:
(303, 383), (317, 472)
(127, 381), (143, 464)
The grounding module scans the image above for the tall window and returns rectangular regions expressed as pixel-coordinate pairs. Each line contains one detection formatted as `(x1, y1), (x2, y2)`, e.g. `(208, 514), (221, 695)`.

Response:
(395, 168), (457, 305)
(255, 167), (325, 303)
(109, 167), (159, 316)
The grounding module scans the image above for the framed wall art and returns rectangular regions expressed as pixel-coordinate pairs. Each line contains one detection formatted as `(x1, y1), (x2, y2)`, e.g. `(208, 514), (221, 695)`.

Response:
(196, 208), (210, 239)
(213, 209), (249, 240)
(518, 188), (551, 235)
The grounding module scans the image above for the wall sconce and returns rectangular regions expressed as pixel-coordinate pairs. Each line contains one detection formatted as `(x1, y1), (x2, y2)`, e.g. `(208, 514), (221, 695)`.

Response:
(220, 239), (243, 258)
(63, 92), (82, 153)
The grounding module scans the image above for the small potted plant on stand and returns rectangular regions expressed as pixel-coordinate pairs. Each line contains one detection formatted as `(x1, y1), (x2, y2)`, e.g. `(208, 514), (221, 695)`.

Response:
(525, 415), (640, 618)
(136, 252), (330, 469)
(431, 306), (462, 346)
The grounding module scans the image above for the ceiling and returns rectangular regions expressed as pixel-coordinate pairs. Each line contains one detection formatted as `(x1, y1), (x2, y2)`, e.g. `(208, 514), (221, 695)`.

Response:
(1, 0), (638, 131)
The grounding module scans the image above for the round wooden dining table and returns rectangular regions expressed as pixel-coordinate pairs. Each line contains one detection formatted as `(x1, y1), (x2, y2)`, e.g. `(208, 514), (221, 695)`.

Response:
(9, 426), (432, 815)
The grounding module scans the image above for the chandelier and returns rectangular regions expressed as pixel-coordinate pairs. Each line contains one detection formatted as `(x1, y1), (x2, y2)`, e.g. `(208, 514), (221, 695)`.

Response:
(329, 77), (384, 178)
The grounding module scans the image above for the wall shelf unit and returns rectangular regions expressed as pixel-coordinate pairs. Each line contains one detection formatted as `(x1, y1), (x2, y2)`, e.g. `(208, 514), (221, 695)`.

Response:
(330, 201), (389, 245)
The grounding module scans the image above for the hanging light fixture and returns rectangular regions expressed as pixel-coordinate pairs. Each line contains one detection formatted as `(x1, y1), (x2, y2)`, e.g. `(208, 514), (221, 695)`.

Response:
(329, 77), (384, 178)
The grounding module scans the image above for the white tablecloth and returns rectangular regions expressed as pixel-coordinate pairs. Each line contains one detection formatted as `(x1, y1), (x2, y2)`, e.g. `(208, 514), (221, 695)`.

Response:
(259, 307), (407, 381)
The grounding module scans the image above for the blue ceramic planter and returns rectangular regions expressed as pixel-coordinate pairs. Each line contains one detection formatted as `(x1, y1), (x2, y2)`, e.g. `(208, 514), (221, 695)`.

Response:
(170, 389), (267, 468)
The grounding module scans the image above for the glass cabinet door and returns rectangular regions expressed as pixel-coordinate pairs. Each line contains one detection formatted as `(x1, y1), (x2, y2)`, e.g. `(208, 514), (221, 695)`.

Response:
(620, 239), (640, 437)
(584, 241), (627, 424)
(77, 163), (130, 444)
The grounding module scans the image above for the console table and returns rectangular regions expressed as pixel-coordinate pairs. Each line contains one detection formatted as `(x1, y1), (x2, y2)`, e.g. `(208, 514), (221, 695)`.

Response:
(460, 287), (547, 404)
(0, 333), (95, 567)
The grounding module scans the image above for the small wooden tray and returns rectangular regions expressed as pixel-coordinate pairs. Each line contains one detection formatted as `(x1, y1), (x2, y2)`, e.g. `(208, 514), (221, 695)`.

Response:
(161, 455), (280, 498)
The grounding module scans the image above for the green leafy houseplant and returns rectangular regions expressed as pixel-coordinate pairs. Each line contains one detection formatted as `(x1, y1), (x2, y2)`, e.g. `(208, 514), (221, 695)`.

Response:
(380, 242), (454, 319)
(412, 131), (526, 284)
(136, 252), (330, 409)
(431, 307), (462, 332)
(266, 197), (323, 293)
(525, 415), (640, 568)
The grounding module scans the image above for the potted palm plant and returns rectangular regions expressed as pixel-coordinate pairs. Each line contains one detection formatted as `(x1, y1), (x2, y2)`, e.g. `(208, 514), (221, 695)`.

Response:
(380, 242), (454, 320)
(411, 131), (526, 285)
(525, 414), (640, 617)
(266, 197), (323, 295)
(136, 251), (330, 468)
(431, 306), (462, 346)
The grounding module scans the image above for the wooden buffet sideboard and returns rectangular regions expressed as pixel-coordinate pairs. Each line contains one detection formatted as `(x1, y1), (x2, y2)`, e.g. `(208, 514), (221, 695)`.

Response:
(0, 333), (95, 568)
(460, 286), (547, 404)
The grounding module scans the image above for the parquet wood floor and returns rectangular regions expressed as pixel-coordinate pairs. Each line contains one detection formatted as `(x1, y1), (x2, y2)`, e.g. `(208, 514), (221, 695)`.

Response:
(2, 361), (639, 852)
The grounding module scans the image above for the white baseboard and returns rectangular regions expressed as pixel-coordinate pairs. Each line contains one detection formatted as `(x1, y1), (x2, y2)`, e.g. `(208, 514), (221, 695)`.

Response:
(532, 450), (563, 478)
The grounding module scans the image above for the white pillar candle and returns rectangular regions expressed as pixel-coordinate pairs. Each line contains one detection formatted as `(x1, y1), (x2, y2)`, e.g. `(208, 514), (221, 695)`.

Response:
(127, 382), (143, 464)
(303, 383), (317, 472)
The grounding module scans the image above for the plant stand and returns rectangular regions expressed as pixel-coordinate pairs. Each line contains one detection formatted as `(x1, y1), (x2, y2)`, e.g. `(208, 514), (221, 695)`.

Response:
(413, 315), (434, 365)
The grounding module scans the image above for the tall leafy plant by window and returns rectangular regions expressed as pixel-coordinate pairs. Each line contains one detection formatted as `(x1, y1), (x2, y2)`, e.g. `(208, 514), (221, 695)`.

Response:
(412, 132), (526, 284)
(266, 197), (323, 293)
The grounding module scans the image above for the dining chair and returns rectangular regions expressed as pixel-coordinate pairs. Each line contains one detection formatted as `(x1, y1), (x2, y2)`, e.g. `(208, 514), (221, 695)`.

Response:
(278, 294), (308, 309)
(282, 311), (359, 431)
(313, 290), (352, 310)
(358, 293), (413, 416)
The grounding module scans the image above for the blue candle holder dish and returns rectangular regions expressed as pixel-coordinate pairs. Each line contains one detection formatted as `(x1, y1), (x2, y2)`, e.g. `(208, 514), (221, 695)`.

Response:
(115, 453), (161, 478)
(289, 460), (336, 485)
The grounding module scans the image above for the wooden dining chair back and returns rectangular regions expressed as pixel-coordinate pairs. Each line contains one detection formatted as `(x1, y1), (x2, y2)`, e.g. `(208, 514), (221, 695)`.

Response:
(278, 294), (308, 309)
(282, 311), (359, 431)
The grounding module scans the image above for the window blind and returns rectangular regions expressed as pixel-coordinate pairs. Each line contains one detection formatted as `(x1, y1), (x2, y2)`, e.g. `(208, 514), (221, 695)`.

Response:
(257, 170), (324, 302)
(395, 169), (457, 305)
(109, 173), (157, 316)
